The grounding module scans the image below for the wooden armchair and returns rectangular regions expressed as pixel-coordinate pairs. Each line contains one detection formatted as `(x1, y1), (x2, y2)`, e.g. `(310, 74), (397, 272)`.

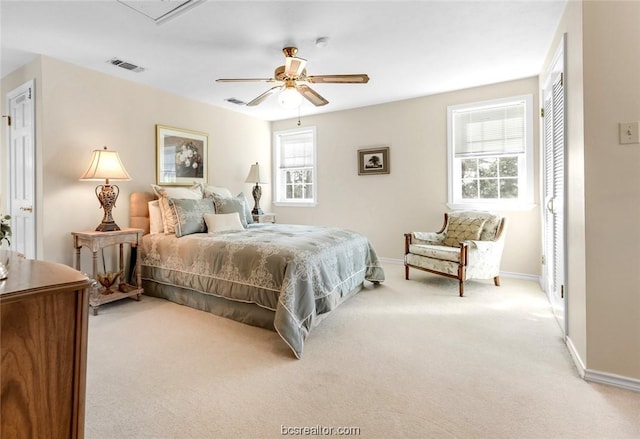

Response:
(404, 211), (507, 297)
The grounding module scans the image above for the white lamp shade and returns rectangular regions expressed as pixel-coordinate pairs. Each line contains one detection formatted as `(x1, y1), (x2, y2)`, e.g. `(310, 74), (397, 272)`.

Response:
(80, 146), (131, 181)
(245, 162), (268, 184)
(278, 86), (303, 110)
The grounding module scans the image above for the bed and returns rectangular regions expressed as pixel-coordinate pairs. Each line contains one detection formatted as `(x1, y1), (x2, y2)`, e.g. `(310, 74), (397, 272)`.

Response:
(130, 191), (385, 358)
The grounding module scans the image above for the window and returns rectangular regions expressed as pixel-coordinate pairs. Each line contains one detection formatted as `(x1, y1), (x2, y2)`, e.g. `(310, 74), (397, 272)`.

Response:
(447, 95), (533, 209)
(273, 127), (317, 206)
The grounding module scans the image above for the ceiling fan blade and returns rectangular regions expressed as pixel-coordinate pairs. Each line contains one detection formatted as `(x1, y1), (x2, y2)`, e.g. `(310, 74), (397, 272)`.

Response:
(246, 86), (281, 106)
(297, 84), (329, 107)
(284, 57), (307, 77)
(306, 74), (370, 84)
(216, 78), (276, 83)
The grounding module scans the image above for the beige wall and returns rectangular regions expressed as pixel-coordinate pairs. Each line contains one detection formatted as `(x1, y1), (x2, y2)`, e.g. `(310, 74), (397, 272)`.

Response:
(1, 56), (271, 267)
(272, 78), (542, 276)
(540, 0), (640, 382)
(582, 0), (640, 379)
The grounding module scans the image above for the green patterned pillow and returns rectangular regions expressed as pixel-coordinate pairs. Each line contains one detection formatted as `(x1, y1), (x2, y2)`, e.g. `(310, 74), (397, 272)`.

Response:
(210, 194), (249, 228)
(168, 198), (215, 237)
(443, 216), (486, 247)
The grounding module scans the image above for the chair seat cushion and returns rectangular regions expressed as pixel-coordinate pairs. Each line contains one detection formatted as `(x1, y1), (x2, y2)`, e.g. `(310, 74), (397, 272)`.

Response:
(409, 244), (461, 263)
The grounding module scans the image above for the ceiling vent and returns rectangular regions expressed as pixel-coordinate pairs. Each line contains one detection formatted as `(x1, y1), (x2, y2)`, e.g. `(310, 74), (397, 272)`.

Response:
(108, 58), (145, 73)
(225, 98), (247, 106)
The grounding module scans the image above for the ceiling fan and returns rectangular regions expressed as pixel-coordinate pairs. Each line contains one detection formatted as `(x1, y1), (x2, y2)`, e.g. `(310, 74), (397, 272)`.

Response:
(216, 47), (369, 108)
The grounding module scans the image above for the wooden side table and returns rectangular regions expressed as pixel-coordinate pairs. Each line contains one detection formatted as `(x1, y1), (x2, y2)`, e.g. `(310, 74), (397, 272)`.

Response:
(71, 228), (144, 315)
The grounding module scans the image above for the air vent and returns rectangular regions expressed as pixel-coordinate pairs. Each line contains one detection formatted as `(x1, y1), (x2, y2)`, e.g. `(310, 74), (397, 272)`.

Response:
(108, 58), (145, 73)
(225, 98), (247, 106)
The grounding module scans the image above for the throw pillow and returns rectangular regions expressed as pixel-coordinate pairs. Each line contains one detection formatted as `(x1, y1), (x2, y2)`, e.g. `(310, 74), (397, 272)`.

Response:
(203, 184), (233, 199)
(151, 183), (203, 234)
(210, 193), (249, 228)
(167, 198), (215, 238)
(238, 192), (254, 224)
(443, 216), (486, 247)
(148, 200), (164, 234)
(204, 212), (245, 233)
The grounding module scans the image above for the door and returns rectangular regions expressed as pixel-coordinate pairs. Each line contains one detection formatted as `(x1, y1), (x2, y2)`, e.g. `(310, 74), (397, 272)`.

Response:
(541, 39), (566, 334)
(7, 80), (36, 259)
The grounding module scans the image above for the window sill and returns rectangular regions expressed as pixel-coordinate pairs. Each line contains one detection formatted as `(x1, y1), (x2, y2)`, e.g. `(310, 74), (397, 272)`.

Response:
(273, 201), (317, 208)
(446, 202), (537, 212)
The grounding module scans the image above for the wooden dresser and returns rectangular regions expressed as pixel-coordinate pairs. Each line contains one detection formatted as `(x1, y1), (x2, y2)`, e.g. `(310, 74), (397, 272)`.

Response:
(0, 253), (91, 439)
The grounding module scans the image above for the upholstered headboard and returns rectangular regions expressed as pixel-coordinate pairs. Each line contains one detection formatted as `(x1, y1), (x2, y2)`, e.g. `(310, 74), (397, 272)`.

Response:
(130, 191), (155, 235)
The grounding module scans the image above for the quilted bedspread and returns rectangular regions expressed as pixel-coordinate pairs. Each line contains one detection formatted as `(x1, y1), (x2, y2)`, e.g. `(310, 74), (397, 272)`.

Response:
(139, 223), (385, 358)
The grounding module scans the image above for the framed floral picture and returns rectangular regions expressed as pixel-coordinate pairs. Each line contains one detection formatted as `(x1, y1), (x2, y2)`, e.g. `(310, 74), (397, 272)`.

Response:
(358, 146), (390, 175)
(156, 125), (208, 185)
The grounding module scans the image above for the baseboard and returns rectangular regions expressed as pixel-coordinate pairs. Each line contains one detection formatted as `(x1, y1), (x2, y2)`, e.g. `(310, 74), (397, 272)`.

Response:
(565, 336), (586, 378)
(378, 257), (403, 265)
(381, 258), (540, 282)
(566, 336), (640, 392)
(583, 369), (640, 392)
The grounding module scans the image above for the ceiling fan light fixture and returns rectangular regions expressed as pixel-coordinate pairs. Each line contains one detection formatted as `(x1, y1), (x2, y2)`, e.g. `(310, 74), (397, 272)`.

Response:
(278, 86), (303, 110)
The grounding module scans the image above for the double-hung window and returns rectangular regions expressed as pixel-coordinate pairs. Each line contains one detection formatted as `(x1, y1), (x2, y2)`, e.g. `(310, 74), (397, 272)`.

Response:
(447, 95), (533, 209)
(273, 127), (317, 206)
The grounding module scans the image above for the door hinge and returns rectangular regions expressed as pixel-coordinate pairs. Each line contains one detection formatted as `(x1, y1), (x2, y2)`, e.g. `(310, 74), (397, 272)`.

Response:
(540, 108), (545, 118)
(28, 87), (32, 99)
(1, 115), (10, 126)
(541, 255), (546, 265)
(560, 284), (564, 299)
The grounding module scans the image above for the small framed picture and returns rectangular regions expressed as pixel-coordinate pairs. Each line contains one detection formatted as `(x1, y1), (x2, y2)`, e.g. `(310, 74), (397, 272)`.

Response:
(156, 125), (208, 185)
(358, 147), (390, 175)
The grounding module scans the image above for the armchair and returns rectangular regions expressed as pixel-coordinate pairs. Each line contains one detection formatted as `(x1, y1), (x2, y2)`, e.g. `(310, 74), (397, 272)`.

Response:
(404, 211), (507, 297)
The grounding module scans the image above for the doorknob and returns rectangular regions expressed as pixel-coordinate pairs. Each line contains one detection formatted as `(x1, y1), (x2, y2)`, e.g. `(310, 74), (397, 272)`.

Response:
(546, 198), (554, 214)
(20, 206), (33, 212)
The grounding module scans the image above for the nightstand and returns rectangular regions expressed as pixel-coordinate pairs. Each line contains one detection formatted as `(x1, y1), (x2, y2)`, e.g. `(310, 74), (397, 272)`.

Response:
(252, 213), (276, 223)
(71, 228), (144, 315)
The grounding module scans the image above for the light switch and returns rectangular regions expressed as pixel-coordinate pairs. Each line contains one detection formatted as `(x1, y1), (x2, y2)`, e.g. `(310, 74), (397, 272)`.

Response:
(619, 122), (639, 144)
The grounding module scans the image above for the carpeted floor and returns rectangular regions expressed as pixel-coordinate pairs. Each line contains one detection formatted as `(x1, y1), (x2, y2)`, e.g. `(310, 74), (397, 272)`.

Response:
(85, 264), (640, 438)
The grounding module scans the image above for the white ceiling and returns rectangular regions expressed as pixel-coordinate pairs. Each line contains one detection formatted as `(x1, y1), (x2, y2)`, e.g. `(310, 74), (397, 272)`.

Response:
(1, 0), (567, 122)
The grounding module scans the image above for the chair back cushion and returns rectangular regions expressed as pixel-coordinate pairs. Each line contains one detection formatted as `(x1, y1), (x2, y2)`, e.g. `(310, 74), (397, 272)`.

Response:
(447, 211), (503, 242)
(443, 216), (486, 246)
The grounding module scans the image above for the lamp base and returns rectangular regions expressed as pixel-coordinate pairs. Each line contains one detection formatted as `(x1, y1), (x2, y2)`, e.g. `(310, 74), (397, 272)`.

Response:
(94, 183), (121, 233)
(95, 221), (121, 232)
(251, 183), (263, 216)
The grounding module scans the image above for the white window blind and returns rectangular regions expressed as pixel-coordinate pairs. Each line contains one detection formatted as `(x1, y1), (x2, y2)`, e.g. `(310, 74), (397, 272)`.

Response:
(279, 133), (313, 169)
(453, 101), (526, 157)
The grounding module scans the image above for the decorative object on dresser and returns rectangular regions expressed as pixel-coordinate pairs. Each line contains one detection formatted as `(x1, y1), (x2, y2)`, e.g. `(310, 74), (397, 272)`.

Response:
(1, 253), (91, 438)
(71, 228), (144, 315)
(0, 214), (11, 280)
(245, 161), (268, 215)
(156, 125), (208, 186)
(80, 146), (132, 232)
(404, 211), (507, 297)
(358, 146), (390, 175)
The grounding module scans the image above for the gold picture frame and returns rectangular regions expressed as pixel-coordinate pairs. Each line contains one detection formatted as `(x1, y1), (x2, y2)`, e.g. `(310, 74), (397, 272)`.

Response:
(156, 125), (208, 186)
(358, 147), (390, 175)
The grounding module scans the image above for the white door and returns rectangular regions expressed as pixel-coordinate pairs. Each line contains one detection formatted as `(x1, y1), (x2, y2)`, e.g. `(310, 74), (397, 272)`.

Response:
(541, 40), (566, 334)
(7, 80), (36, 259)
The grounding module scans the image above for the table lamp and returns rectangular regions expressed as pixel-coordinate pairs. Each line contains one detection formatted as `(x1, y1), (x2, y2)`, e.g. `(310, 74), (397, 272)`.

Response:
(80, 146), (131, 232)
(245, 162), (268, 215)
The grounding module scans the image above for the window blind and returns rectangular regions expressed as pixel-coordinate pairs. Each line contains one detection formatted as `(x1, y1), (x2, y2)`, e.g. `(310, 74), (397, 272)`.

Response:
(453, 101), (526, 157)
(279, 132), (313, 168)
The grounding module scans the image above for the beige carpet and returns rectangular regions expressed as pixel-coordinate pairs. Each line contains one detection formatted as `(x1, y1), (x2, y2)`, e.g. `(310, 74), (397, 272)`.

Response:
(85, 264), (640, 438)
